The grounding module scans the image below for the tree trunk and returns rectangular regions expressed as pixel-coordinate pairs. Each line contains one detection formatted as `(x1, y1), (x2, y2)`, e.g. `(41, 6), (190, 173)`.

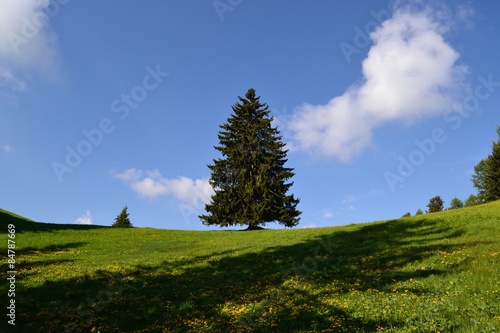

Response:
(242, 224), (265, 231)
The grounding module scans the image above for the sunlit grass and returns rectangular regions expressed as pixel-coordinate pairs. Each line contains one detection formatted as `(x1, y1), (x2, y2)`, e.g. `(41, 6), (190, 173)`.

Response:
(1, 202), (499, 332)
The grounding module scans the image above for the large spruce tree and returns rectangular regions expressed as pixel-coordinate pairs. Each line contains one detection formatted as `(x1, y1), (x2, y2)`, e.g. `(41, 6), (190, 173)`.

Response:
(472, 126), (500, 202)
(200, 88), (301, 230)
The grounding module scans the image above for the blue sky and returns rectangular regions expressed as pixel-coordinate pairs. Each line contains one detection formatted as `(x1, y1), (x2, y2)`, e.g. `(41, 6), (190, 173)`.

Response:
(1, 0), (500, 230)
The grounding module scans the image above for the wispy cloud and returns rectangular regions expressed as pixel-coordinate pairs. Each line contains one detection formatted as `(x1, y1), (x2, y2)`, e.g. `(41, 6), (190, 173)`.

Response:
(321, 208), (334, 219)
(341, 189), (384, 205)
(1, 144), (14, 153)
(74, 210), (93, 225)
(0, 67), (26, 93)
(113, 168), (214, 210)
(285, 4), (469, 161)
(346, 205), (356, 211)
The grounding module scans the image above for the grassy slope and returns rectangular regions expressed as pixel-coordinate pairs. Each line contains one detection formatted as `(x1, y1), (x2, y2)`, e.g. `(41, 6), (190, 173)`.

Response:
(0, 203), (499, 332)
(0, 208), (34, 224)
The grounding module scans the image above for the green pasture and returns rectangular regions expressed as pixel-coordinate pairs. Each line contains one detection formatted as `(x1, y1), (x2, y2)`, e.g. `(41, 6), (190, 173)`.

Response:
(0, 203), (499, 332)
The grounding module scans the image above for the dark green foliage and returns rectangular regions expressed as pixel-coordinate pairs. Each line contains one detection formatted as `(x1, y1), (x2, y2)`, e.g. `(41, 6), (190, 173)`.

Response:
(200, 89), (301, 229)
(427, 196), (444, 213)
(402, 212), (411, 218)
(472, 159), (488, 202)
(112, 206), (133, 228)
(449, 197), (464, 210)
(472, 126), (500, 202)
(465, 194), (480, 207)
(485, 133), (500, 201)
(415, 209), (424, 215)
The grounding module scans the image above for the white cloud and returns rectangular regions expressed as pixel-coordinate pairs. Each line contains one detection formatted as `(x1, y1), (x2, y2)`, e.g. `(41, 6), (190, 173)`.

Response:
(285, 6), (468, 161)
(113, 168), (214, 210)
(1, 144), (14, 153)
(131, 174), (169, 199)
(0, 0), (61, 93)
(163, 176), (215, 210)
(74, 210), (93, 225)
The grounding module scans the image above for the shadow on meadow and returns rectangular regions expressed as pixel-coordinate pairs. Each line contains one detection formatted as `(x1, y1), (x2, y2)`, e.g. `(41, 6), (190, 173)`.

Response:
(0, 210), (106, 234)
(12, 217), (469, 333)
(1, 241), (89, 292)
(16, 221), (106, 233)
(12, 242), (89, 282)
(17, 242), (89, 256)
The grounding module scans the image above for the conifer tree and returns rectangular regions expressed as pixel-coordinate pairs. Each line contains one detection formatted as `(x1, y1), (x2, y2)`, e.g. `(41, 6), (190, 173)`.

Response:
(112, 206), (133, 228)
(472, 126), (500, 202)
(484, 128), (500, 201)
(200, 88), (301, 230)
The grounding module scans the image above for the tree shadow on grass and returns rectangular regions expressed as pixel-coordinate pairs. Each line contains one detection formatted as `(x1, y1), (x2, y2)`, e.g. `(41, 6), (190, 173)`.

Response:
(1, 241), (87, 286)
(8, 217), (477, 333)
(13, 242), (89, 282)
(17, 242), (89, 256)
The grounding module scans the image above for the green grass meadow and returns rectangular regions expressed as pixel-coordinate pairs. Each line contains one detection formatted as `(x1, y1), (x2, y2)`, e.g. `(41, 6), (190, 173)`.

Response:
(1, 203), (499, 332)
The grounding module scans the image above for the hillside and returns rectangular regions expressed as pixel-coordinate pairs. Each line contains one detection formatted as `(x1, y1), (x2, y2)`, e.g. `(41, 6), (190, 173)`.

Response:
(0, 208), (33, 224)
(1, 203), (499, 332)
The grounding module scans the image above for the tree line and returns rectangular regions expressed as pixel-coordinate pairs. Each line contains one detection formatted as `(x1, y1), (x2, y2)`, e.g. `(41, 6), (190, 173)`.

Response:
(403, 126), (500, 217)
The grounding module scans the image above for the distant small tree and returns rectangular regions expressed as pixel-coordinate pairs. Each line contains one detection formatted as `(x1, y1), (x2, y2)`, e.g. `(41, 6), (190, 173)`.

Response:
(464, 194), (479, 207)
(449, 197), (464, 210)
(427, 196), (444, 213)
(402, 212), (411, 218)
(415, 208), (423, 215)
(112, 206), (133, 228)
